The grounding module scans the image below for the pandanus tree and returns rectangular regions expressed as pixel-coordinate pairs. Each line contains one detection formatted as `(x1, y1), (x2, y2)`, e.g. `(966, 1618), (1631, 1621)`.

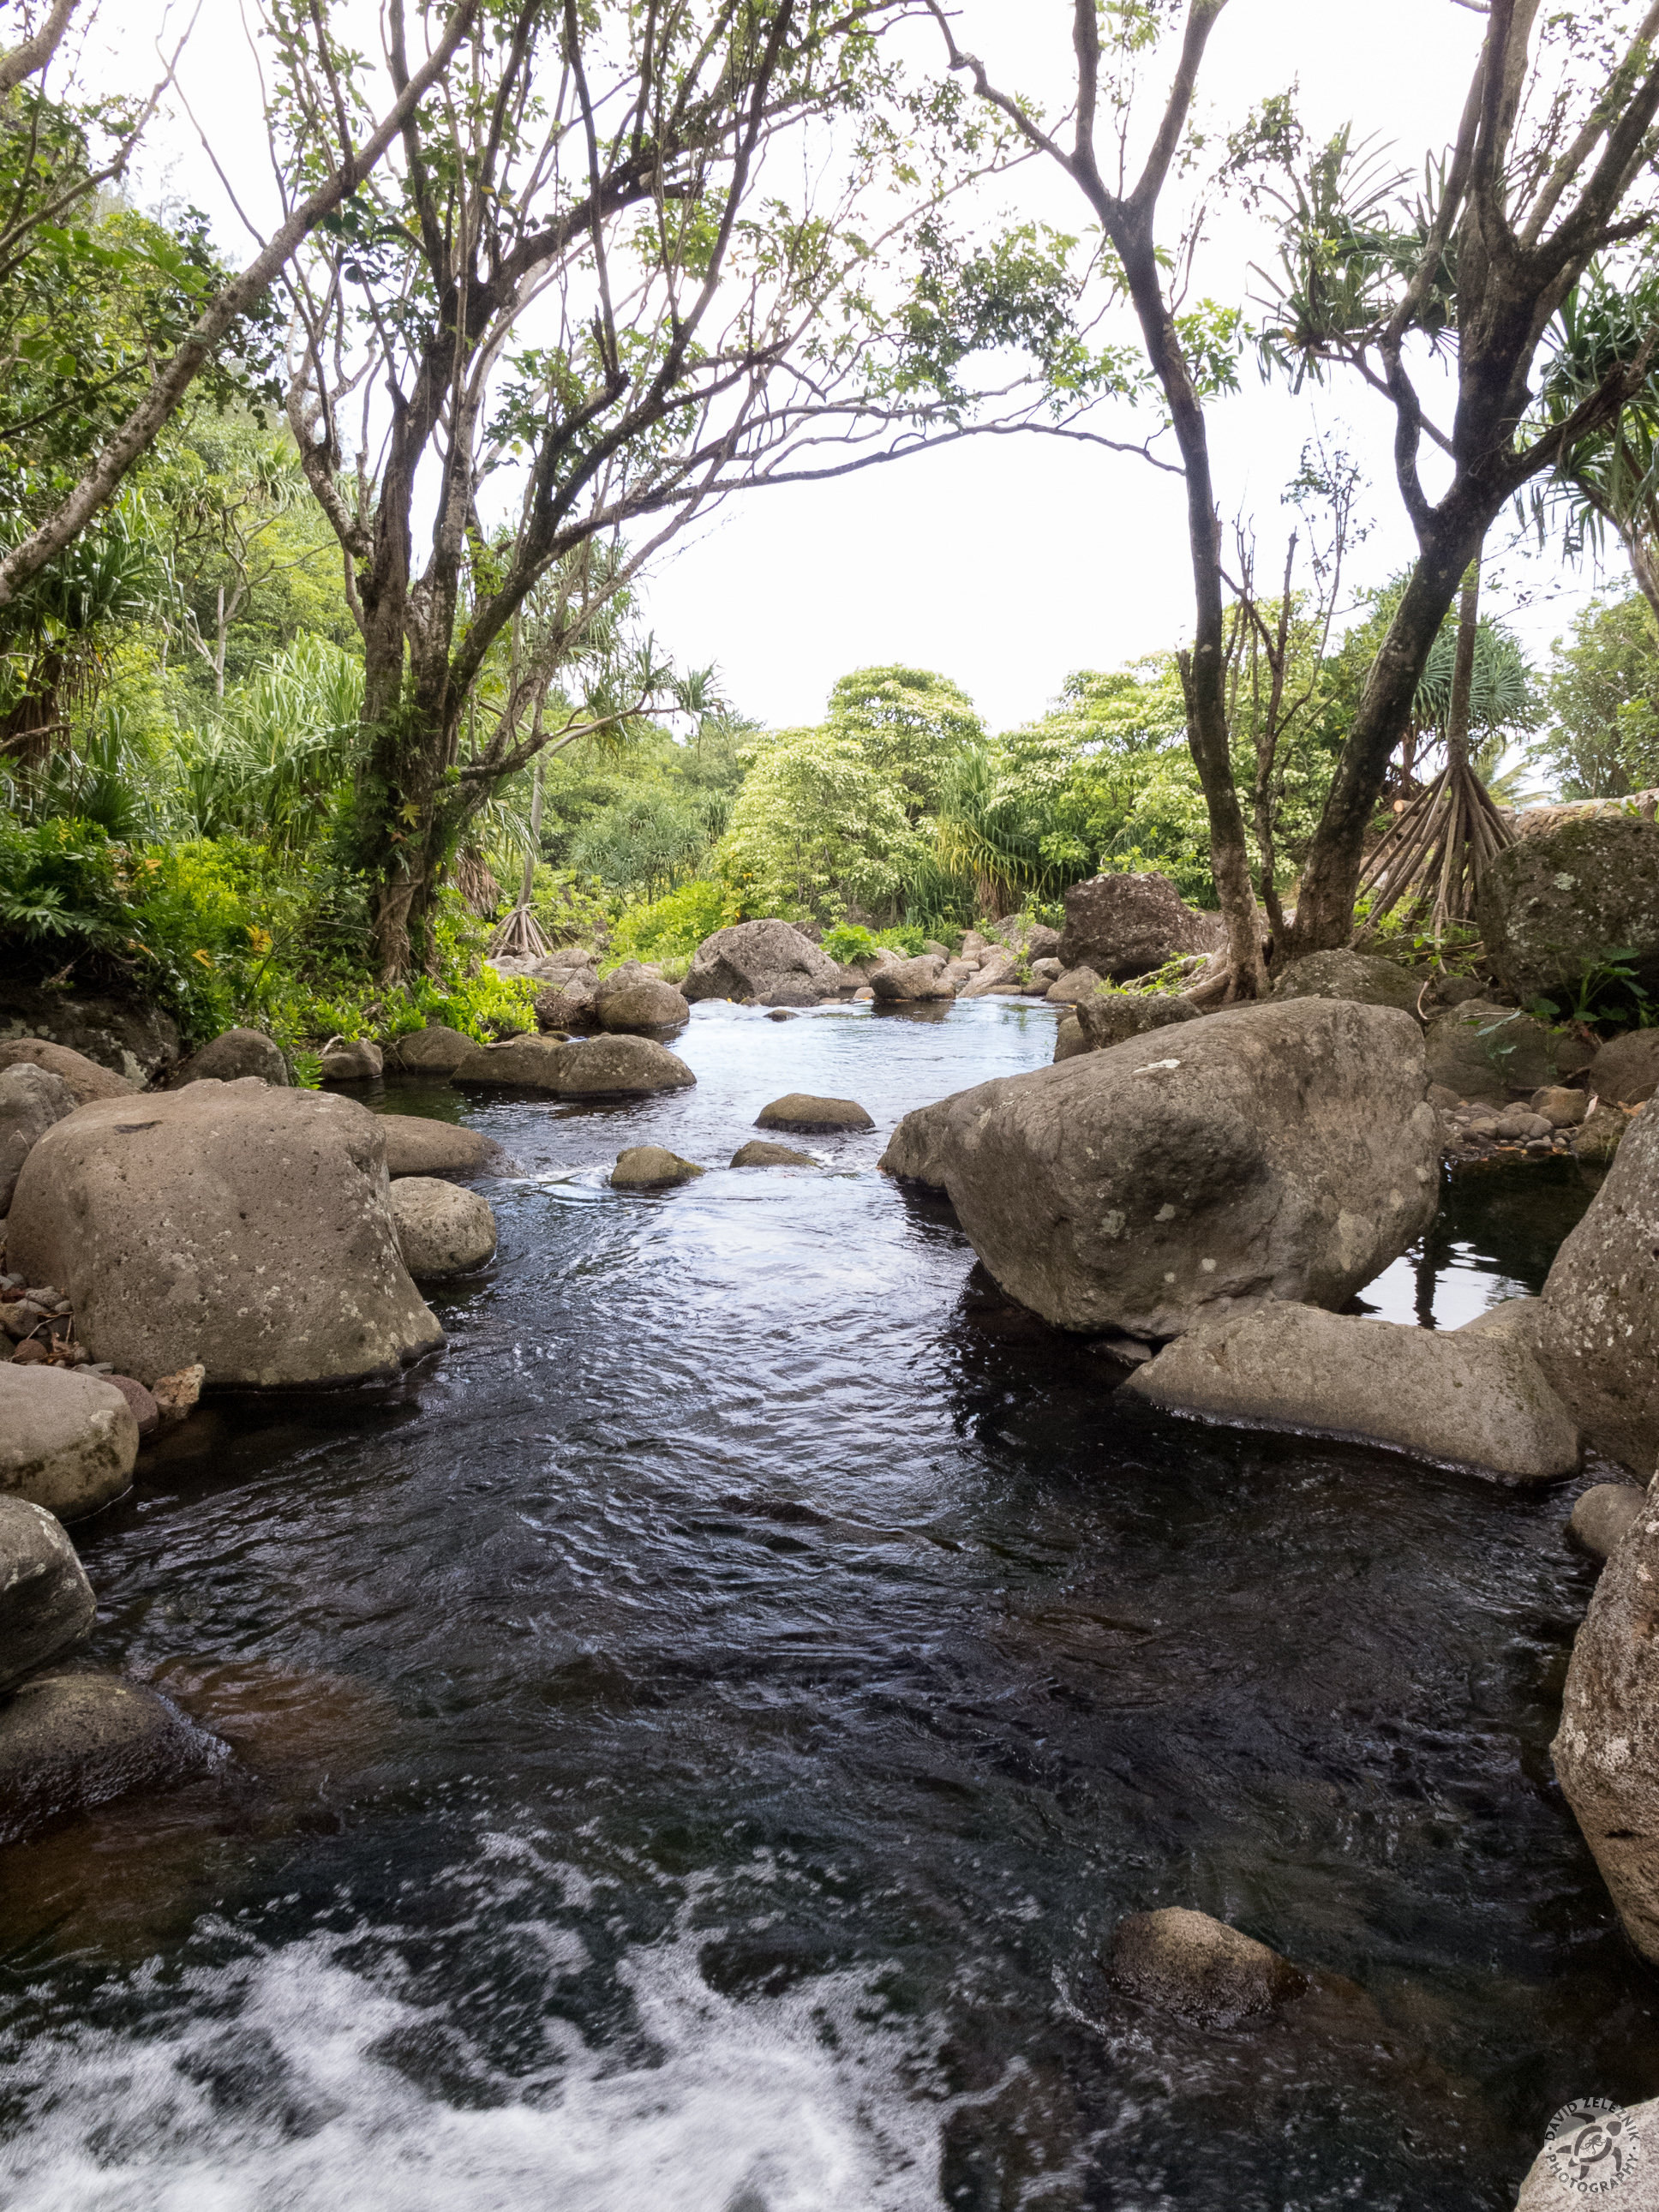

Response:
(1258, 0), (1659, 962)
(1533, 257), (1659, 624)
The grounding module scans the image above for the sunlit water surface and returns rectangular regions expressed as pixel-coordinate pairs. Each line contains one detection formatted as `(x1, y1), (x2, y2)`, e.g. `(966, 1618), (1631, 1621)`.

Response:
(1, 1000), (1648, 2212)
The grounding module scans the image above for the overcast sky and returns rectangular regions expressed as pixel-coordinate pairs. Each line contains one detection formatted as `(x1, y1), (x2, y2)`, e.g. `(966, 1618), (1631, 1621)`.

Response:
(105, 0), (1629, 740)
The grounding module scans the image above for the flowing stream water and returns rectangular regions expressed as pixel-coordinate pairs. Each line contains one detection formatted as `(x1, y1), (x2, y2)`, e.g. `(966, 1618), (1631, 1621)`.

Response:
(0, 999), (1650, 2211)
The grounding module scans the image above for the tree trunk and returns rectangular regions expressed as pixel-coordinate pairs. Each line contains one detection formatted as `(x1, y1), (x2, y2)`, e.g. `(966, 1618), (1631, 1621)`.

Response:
(1281, 515), (1490, 960)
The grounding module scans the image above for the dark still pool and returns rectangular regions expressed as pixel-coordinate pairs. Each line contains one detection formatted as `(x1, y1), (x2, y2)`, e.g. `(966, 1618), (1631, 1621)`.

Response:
(1, 1002), (1649, 2211)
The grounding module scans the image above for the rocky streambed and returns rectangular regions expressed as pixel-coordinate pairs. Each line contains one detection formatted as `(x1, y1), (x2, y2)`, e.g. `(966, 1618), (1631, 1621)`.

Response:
(0, 995), (1648, 2212)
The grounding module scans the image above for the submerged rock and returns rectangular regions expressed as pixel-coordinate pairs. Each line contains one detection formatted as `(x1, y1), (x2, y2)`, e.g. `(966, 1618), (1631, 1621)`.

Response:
(1056, 872), (1219, 980)
(1555, 1490), (1659, 1964)
(0, 1365), (137, 1520)
(682, 920), (845, 1006)
(7, 1081), (443, 1389)
(1535, 1102), (1659, 1470)
(1109, 1908), (1305, 2029)
(1480, 813), (1659, 1006)
(1123, 1303), (1578, 1482)
(0, 1496), (95, 1694)
(611, 1146), (705, 1190)
(756, 1093), (873, 1133)
(1570, 1483), (1645, 1562)
(0, 1673), (225, 1844)
(729, 1140), (818, 1167)
(389, 1178), (498, 1276)
(555, 1034), (696, 1096)
(377, 1117), (507, 1179)
(1271, 948), (1424, 1018)
(179, 1028), (289, 1088)
(880, 999), (1439, 1340)
(0, 1063), (75, 1212)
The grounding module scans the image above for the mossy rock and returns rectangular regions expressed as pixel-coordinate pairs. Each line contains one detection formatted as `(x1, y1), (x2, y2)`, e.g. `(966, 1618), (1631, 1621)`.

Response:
(1270, 949), (1424, 1020)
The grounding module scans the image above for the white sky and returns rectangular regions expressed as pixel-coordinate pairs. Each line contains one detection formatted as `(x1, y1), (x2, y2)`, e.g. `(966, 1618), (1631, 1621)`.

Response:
(90, 0), (1632, 739)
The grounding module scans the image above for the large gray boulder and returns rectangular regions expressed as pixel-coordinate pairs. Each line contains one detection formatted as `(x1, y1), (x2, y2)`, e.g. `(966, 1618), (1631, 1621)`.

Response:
(1075, 990), (1200, 1052)
(0, 1365), (138, 1520)
(389, 1177), (497, 1277)
(1515, 2094), (1657, 2207)
(1057, 872), (1219, 980)
(880, 999), (1440, 1339)
(1570, 1482), (1645, 1562)
(871, 954), (955, 1003)
(1422, 999), (1561, 1098)
(0, 1673), (224, 1844)
(682, 920), (845, 1006)
(6, 1080), (444, 1389)
(179, 1028), (289, 1087)
(0, 1063), (75, 1212)
(1554, 1486), (1659, 1964)
(1534, 1101), (1659, 1470)
(0, 1496), (95, 1694)
(1271, 949), (1424, 1019)
(0, 981), (179, 1085)
(1122, 1303), (1579, 1481)
(376, 1116), (507, 1178)
(1109, 1909), (1304, 2029)
(452, 1034), (571, 1087)
(0, 1036), (133, 1104)
(1480, 813), (1659, 1006)
(1587, 1028), (1659, 1104)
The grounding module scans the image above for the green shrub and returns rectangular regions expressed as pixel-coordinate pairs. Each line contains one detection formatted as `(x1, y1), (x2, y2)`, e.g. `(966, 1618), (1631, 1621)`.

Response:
(528, 865), (610, 947)
(608, 878), (733, 967)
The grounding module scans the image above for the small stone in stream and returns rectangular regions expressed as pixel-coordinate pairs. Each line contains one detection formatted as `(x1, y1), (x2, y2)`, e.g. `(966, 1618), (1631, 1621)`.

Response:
(10, 1337), (47, 1364)
(151, 1364), (205, 1427)
(1089, 1331), (1155, 1364)
(756, 1093), (874, 1133)
(3, 1299), (45, 1340)
(0, 1364), (137, 1517)
(766, 1009), (798, 1022)
(1426, 1084), (1464, 1111)
(1531, 1085), (1588, 1128)
(104, 1374), (159, 1438)
(853, 987), (875, 1002)
(729, 1140), (818, 1168)
(1495, 1108), (1553, 1142)
(0, 1495), (96, 1694)
(179, 1028), (290, 1088)
(1109, 1908), (1306, 2029)
(0, 1672), (226, 1844)
(610, 1146), (705, 1191)
(1569, 1483), (1646, 1562)
(319, 1038), (384, 1082)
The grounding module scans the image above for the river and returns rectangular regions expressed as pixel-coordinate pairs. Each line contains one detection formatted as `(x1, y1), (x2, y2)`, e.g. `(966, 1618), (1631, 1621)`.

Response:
(0, 998), (1644, 2211)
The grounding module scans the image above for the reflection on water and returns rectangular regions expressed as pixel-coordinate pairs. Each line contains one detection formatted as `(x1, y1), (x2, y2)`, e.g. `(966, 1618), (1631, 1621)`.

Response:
(0, 1003), (1638, 2212)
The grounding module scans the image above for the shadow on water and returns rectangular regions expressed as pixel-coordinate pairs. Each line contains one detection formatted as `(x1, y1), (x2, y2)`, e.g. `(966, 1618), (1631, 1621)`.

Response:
(0, 1003), (1650, 2212)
